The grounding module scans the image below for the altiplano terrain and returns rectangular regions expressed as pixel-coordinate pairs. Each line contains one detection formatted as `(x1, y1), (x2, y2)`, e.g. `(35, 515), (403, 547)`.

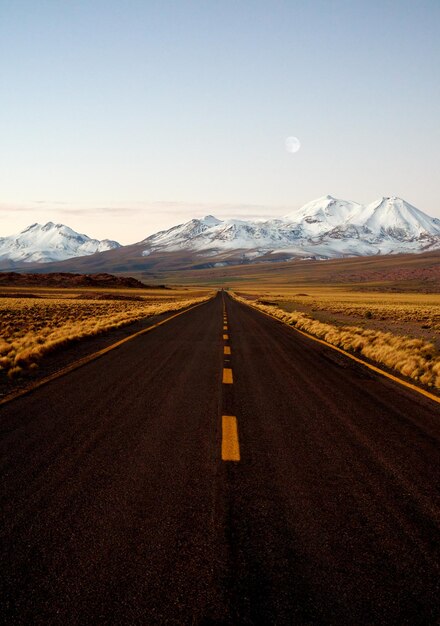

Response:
(0, 292), (438, 624)
(0, 276), (211, 396)
(232, 291), (440, 392)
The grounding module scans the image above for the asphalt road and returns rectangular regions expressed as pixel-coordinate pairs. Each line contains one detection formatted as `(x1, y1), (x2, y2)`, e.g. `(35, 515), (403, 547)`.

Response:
(1, 292), (439, 625)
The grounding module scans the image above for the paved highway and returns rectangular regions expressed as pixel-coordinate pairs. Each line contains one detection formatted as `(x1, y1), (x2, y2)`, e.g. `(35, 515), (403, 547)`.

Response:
(1, 292), (439, 624)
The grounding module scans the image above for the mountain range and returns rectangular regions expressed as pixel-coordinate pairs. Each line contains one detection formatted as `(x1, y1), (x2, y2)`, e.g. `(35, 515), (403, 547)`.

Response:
(1, 196), (440, 271)
(0, 222), (120, 266)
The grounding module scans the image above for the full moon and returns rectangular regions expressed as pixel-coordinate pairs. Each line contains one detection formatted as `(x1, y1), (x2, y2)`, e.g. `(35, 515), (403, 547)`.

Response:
(285, 136), (301, 153)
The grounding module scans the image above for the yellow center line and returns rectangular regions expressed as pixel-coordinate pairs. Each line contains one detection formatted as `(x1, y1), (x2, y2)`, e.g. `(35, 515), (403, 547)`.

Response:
(224, 346), (231, 355)
(223, 333), (229, 340)
(223, 325), (228, 330)
(223, 368), (233, 384)
(222, 415), (240, 461)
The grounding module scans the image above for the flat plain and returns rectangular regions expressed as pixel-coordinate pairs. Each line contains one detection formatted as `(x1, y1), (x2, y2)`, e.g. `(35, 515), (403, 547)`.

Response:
(0, 284), (211, 382)
(1, 291), (439, 624)
(1, 260), (439, 623)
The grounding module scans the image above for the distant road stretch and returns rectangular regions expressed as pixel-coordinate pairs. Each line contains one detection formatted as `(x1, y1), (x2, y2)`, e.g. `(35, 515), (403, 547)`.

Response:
(1, 292), (439, 624)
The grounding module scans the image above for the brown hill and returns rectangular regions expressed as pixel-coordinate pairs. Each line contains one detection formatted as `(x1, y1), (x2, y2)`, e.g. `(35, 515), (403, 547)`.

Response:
(165, 249), (440, 292)
(0, 272), (160, 289)
(3, 246), (440, 292)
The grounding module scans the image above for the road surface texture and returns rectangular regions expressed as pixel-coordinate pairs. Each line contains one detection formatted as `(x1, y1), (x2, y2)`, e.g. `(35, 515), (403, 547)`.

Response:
(1, 292), (439, 624)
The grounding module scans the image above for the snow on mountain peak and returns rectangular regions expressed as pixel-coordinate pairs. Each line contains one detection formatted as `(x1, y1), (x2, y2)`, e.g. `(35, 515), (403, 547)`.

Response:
(139, 195), (440, 261)
(281, 195), (362, 237)
(201, 215), (222, 226)
(352, 196), (440, 239)
(2, 195), (439, 267)
(0, 222), (121, 264)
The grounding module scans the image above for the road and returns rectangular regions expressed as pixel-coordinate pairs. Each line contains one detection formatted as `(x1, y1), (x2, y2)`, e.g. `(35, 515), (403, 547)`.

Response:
(1, 291), (439, 624)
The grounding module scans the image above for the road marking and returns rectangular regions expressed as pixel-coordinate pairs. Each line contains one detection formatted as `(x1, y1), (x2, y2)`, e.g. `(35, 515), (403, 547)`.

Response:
(223, 325), (228, 330)
(237, 298), (440, 406)
(222, 415), (240, 461)
(0, 298), (213, 407)
(223, 334), (229, 340)
(224, 346), (231, 355)
(223, 368), (233, 384)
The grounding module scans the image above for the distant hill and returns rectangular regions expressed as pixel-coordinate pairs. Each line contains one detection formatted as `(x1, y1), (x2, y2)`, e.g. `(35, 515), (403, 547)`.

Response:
(0, 272), (155, 289)
(166, 249), (440, 292)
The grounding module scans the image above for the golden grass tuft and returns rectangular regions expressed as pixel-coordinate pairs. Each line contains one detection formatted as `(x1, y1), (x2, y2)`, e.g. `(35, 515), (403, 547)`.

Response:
(232, 293), (440, 389)
(0, 292), (213, 378)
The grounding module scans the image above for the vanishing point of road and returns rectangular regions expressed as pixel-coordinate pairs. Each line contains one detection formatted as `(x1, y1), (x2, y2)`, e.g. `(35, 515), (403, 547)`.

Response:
(1, 292), (439, 624)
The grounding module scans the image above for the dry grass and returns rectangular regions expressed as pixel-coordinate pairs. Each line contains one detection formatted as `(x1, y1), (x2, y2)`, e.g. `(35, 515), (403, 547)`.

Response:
(233, 287), (440, 347)
(232, 292), (440, 389)
(272, 290), (440, 328)
(0, 289), (212, 378)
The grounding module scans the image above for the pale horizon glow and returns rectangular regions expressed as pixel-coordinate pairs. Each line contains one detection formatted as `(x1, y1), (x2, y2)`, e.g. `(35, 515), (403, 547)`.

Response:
(1, 1), (439, 244)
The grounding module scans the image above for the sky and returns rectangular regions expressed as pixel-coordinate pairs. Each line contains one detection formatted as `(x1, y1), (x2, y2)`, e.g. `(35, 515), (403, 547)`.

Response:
(1, 0), (439, 244)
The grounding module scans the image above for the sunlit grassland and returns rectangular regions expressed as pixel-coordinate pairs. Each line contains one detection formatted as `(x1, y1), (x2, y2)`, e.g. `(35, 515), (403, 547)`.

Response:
(232, 289), (440, 390)
(0, 286), (212, 378)
(235, 287), (440, 327)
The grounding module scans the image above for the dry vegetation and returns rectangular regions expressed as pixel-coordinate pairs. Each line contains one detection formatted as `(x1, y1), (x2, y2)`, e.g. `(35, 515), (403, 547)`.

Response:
(274, 290), (440, 327)
(0, 287), (212, 378)
(234, 288), (440, 344)
(232, 291), (440, 390)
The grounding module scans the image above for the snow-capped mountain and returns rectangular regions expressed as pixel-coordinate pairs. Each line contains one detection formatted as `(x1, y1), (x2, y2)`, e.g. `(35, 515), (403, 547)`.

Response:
(351, 196), (440, 239)
(1, 196), (438, 270)
(0, 222), (121, 264)
(140, 196), (440, 261)
(282, 195), (362, 236)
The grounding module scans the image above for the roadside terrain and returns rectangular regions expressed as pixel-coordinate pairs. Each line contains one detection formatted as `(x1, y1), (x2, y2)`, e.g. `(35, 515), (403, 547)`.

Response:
(0, 278), (211, 398)
(233, 289), (440, 392)
(236, 289), (440, 350)
(1, 293), (439, 624)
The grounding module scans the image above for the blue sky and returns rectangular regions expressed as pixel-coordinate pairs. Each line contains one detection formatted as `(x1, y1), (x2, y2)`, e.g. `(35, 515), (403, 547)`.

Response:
(1, 0), (439, 243)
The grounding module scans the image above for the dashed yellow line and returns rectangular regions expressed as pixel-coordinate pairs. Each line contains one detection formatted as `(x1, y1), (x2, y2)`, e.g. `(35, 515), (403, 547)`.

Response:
(222, 415), (240, 461)
(224, 346), (231, 355)
(223, 368), (233, 384)
(223, 333), (229, 340)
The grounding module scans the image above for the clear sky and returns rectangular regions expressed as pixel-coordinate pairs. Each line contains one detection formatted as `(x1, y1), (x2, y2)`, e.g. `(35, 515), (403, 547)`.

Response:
(1, 0), (439, 243)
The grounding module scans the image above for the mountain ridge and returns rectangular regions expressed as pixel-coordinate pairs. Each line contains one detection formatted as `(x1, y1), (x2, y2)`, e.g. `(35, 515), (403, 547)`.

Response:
(1, 195), (439, 271)
(0, 222), (121, 264)
(139, 195), (440, 261)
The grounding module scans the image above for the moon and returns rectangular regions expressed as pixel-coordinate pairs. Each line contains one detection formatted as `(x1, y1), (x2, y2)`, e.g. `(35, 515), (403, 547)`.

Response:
(285, 136), (301, 153)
